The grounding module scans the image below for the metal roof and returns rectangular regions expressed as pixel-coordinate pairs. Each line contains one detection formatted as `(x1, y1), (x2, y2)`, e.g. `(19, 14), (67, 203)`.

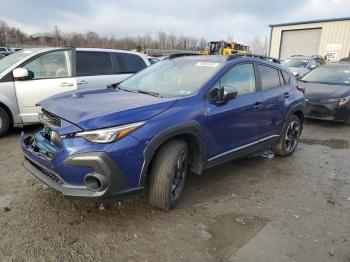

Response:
(269, 17), (350, 27)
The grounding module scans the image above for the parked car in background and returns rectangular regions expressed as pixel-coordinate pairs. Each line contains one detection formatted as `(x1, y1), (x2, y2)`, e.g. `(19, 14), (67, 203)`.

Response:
(300, 63), (350, 124)
(0, 47), (150, 136)
(0, 47), (13, 56)
(21, 54), (305, 210)
(339, 57), (350, 63)
(282, 55), (325, 77)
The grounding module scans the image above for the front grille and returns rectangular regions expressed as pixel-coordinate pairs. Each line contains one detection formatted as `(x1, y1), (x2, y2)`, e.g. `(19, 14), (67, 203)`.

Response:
(39, 109), (61, 128)
(29, 159), (63, 185)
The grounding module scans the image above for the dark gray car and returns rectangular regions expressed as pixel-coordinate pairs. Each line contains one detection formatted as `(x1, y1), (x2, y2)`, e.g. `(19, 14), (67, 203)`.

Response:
(300, 63), (350, 124)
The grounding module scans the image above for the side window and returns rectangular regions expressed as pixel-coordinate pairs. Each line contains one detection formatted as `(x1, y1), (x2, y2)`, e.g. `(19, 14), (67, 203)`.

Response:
(278, 71), (285, 85)
(281, 71), (290, 84)
(24, 50), (72, 79)
(207, 64), (256, 100)
(76, 51), (114, 77)
(113, 53), (147, 74)
(257, 64), (281, 90)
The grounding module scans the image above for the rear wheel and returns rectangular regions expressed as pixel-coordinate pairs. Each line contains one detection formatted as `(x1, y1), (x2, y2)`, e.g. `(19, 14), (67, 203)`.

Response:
(149, 140), (188, 210)
(0, 107), (10, 138)
(273, 115), (301, 156)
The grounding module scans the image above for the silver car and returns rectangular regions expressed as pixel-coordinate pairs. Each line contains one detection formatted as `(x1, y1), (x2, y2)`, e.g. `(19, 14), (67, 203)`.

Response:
(282, 55), (325, 77)
(0, 47), (150, 136)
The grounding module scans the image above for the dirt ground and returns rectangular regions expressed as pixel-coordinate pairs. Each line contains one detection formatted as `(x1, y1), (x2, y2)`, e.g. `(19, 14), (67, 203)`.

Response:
(0, 119), (349, 262)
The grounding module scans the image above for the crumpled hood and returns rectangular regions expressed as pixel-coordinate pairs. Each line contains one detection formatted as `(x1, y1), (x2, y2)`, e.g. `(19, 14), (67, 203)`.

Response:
(40, 88), (177, 130)
(303, 82), (350, 101)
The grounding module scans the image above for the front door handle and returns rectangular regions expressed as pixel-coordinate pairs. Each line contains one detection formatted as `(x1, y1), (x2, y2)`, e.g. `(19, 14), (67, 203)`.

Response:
(60, 82), (74, 87)
(284, 92), (290, 98)
(77, 80), (88, 85)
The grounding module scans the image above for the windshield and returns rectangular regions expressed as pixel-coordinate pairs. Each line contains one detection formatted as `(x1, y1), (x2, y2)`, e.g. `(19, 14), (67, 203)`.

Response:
(0, 50), (34, 74)
(302, 66), (350, 86)
(118, 58), (223, 97)
(282, 58), (309, 68)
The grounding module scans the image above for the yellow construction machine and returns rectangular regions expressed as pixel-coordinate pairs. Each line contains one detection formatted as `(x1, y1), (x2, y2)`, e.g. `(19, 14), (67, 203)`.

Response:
(203, 41), (249, 56)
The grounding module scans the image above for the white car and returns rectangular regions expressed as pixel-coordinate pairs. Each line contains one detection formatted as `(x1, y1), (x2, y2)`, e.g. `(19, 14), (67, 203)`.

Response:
(0, 47), (150, 136)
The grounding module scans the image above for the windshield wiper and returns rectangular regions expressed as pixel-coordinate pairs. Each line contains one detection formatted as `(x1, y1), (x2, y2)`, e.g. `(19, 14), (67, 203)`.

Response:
(137, 90), (163, 97)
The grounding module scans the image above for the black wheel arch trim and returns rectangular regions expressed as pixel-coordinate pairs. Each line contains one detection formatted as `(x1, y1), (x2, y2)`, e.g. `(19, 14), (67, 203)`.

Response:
(139, 120), (207, 186)
(285, 101), (305, 123)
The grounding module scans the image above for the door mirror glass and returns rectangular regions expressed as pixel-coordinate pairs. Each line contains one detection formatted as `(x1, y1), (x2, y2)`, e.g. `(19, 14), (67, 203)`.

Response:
(220, 85), (238, 102)
(13, 68), (29, 79)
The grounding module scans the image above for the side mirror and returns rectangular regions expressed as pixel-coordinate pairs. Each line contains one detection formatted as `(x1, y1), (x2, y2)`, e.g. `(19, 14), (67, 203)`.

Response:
(13, 68), (29, 79)
(217, 86), (238, 104)
(309, 64), (316, 70)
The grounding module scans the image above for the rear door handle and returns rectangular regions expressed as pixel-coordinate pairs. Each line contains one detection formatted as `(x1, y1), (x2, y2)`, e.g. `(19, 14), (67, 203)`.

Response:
(284, 92), (290, 98)
(77, 80), (88, 85)
(60, 82), (74, 87)
(253, 101), (263, 109)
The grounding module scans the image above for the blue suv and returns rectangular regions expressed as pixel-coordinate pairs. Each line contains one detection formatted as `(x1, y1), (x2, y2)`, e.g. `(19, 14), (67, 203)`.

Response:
(21, 54), (305, 210)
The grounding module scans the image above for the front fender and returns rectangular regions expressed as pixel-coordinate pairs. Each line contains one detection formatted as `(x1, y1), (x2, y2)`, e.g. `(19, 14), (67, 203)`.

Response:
(138, 120), (207, 186)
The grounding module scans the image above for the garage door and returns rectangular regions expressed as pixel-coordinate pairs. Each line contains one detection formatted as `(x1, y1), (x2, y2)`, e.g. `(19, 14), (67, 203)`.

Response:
(279, 28), (321, 60)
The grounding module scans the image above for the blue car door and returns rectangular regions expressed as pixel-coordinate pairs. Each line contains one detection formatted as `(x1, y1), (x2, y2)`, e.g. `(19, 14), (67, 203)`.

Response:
(256, 64), (290, 137)
(205, 63), (267, 160)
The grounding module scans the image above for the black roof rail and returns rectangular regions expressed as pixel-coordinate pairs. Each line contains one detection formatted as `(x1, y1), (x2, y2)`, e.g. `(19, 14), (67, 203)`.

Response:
(227, 53), (280, 64)
(168, 53), (200, 59)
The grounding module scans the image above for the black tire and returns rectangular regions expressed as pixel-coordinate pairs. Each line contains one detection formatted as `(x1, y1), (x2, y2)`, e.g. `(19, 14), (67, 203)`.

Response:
(149, 139), (188, 210)
(0, 107), (10, 138)
(344, 114), (350, 125)
(273, 115), (302, 157)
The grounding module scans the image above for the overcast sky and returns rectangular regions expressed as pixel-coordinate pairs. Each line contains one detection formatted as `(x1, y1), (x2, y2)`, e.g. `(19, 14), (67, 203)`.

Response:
(1, 0), (350, 43)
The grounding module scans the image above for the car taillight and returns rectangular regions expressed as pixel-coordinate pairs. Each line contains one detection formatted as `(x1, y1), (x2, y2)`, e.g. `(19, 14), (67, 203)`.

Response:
(297, 83), (305, 93)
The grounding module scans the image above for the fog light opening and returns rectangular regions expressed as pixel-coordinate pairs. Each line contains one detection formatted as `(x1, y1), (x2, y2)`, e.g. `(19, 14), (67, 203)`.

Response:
(85, 175), (104, 192)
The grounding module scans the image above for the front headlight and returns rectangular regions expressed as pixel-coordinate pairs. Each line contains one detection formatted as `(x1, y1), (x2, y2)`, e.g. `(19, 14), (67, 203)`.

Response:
(339, 96), (350, 107)
(75, 121), (145, 143)
(320, 98), (339, 103)
(292, 71), (299, 76)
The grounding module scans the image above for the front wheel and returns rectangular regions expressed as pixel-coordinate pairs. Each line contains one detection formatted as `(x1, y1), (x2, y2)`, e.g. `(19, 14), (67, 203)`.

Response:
(149, 140), (188, 210)
(273, 115), (302, 156)
(0, 107), (10, 138)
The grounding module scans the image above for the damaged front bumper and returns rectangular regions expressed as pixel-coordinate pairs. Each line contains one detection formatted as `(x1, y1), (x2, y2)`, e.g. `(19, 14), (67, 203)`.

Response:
(305, 99), (350, 122)
(21, 130), (142, 198)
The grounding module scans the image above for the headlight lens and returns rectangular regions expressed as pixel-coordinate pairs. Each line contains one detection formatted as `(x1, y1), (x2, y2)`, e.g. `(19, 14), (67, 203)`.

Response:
(292, 71), (299, 76)
(339, 96), (350, 107)
(320, 98), (339, 103)
(75, 121), (145, 143)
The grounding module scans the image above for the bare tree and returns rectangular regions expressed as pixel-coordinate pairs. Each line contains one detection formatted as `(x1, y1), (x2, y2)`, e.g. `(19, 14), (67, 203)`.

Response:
(0, 18), (208, 52)
(250, 36), (268, 55)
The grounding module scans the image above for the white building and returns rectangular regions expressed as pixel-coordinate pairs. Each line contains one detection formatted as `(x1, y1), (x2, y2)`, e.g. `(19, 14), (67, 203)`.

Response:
(268, 17), (350, 61)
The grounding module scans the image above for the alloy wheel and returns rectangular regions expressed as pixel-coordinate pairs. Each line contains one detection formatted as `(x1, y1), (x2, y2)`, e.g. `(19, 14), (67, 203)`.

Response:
(171, 151), (187, 201)
(285, 120), (300, 153)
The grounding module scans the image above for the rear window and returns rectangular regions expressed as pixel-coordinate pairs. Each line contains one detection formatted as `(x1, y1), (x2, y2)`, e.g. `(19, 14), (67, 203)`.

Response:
(302, 66), (350, 86)
(258, 65), (282, 90)
(76, 51), (114, 77)
(112, 53), (147, 74)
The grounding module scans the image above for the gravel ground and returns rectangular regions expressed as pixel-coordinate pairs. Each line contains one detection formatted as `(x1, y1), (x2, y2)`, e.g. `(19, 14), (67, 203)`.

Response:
(0, 119), (349, 262)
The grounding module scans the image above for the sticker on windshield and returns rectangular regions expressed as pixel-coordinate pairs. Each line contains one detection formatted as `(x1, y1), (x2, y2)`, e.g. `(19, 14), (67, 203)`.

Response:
(179, 90), (192, 95)
(195, 62), (219, 67)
